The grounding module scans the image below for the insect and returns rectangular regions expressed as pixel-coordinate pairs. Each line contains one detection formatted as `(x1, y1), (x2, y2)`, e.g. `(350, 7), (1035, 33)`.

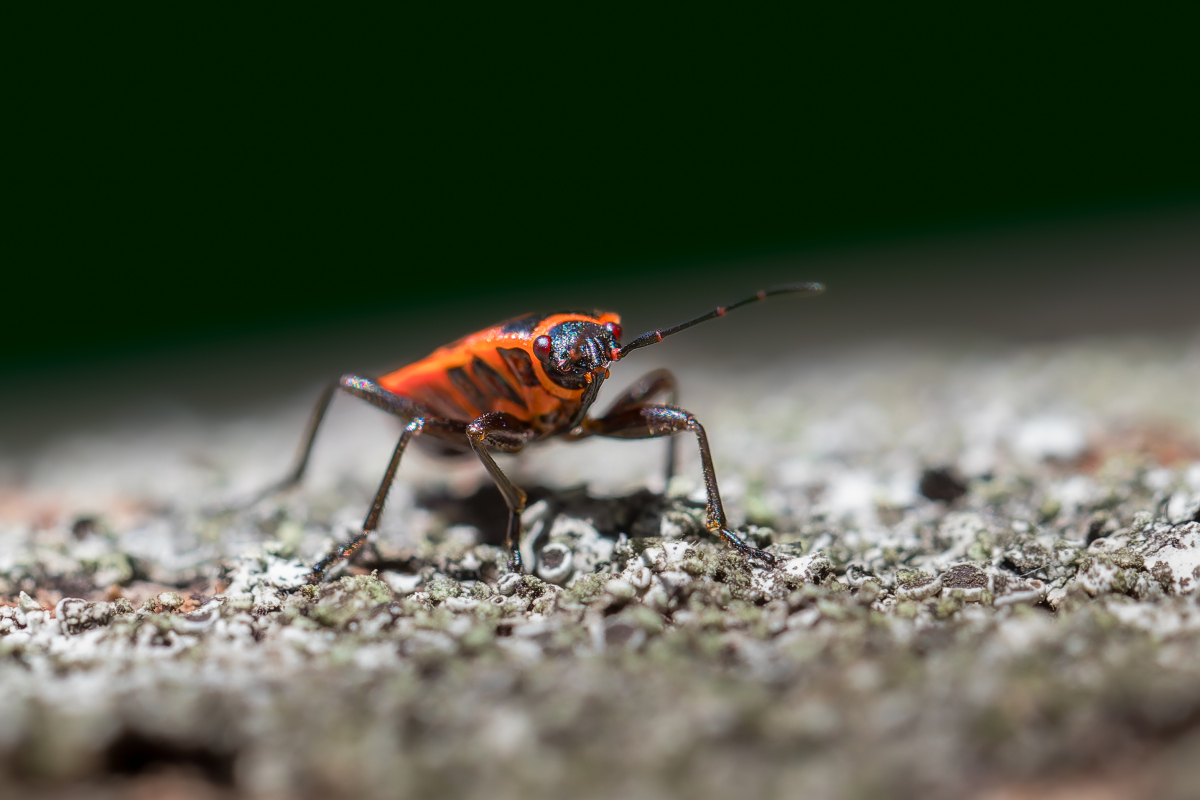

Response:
(257, 282), (825, 584)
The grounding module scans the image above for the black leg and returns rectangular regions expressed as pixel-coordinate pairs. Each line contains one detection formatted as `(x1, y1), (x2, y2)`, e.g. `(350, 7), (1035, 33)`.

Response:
(598, 368), (678, 415)
(239, 375), (453, 585)
(579, 369), (680, 485)
(466, 412), (536, 572)
(578, 404), (776, 567)
(305, 418), (426, 584)
(245, 374), (433, 506)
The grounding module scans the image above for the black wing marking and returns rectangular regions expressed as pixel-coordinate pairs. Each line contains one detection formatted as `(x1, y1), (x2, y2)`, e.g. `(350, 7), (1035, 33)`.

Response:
(472, 356), (528, 409)
(446, 367), (490, 412)
(498, 347), (540, 387)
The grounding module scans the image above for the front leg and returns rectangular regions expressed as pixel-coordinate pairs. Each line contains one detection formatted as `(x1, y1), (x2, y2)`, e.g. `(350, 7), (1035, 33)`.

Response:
(578, 404), (776, 567)
(567, 368), (680, 485)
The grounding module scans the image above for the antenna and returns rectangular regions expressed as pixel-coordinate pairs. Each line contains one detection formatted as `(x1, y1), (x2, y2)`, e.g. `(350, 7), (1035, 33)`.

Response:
(614, 282), (825, 359)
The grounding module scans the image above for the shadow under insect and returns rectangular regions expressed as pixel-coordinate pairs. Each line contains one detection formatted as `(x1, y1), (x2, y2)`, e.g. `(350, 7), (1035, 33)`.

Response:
(360, 483), (727, 587)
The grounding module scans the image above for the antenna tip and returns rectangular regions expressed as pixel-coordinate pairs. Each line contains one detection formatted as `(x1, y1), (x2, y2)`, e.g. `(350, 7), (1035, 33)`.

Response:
(772, 281), (825, 295)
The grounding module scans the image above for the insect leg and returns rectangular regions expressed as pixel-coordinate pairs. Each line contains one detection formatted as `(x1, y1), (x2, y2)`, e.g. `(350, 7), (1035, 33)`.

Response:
(244, 374), (443, 585)
(305, 418), (426, 585)
(579, 404), (775, 567)
(246, 374), (432, 505)
(598, 368), (678, 415)
(466, 412), (536, 572)
(571, 368), (680, 484)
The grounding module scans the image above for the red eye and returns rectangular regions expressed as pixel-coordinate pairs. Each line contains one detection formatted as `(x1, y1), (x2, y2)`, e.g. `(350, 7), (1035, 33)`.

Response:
(606, 322), (622, 341)
(533, 335), (552, 360)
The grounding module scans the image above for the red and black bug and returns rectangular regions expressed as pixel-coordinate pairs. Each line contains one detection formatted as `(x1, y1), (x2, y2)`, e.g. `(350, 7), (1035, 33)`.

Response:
(256, 283), (824, 583)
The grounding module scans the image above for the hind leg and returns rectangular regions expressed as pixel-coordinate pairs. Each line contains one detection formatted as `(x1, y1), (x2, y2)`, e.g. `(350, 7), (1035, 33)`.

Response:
(304, 418), (431, 584)
(246, 375), (434, 506)
(250, 376), (461, 584)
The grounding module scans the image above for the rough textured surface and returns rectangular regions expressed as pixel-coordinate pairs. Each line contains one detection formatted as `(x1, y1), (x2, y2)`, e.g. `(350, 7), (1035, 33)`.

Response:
(3, 332), (1200, 799)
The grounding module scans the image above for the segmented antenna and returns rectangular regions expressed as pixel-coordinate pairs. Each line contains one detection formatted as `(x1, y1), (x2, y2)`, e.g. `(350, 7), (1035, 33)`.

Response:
(614, 282), (825, 359)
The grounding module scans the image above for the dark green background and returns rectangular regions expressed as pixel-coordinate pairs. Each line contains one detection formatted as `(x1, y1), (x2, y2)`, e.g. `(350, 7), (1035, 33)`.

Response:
(8, 7), (1199, 371)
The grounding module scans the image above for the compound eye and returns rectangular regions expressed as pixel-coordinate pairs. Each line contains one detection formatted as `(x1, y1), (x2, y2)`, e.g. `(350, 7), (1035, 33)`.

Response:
(533, 335), (552, 360)
(605, 322), (622, 341)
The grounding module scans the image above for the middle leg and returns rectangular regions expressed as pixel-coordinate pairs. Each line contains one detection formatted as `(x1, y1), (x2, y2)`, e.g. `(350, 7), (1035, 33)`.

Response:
(466, 412), (537, 572)
(577, 403), (776, 567)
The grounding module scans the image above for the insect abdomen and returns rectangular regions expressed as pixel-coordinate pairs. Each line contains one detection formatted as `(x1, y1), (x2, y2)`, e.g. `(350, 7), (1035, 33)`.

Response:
(378, 342), (565, 424)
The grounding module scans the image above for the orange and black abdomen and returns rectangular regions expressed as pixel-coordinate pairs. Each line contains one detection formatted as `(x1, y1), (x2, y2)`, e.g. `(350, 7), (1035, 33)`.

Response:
(377, 310), (620, 435)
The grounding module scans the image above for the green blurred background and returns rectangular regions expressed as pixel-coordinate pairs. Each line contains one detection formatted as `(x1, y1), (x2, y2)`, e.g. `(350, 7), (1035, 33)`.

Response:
(10, 7), (1197, 362)
(5, 7), (1199, 442)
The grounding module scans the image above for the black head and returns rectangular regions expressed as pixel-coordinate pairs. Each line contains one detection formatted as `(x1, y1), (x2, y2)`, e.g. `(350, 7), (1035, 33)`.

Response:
(532, 318), (622, 389)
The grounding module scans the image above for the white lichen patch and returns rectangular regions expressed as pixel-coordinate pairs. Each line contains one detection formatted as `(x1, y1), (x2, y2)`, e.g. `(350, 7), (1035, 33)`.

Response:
(1139, 521), (1200, 595)
(989, 572), (1046, 606)
(1166, 490), (1200, 525)
(782, 552), (833, 585)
